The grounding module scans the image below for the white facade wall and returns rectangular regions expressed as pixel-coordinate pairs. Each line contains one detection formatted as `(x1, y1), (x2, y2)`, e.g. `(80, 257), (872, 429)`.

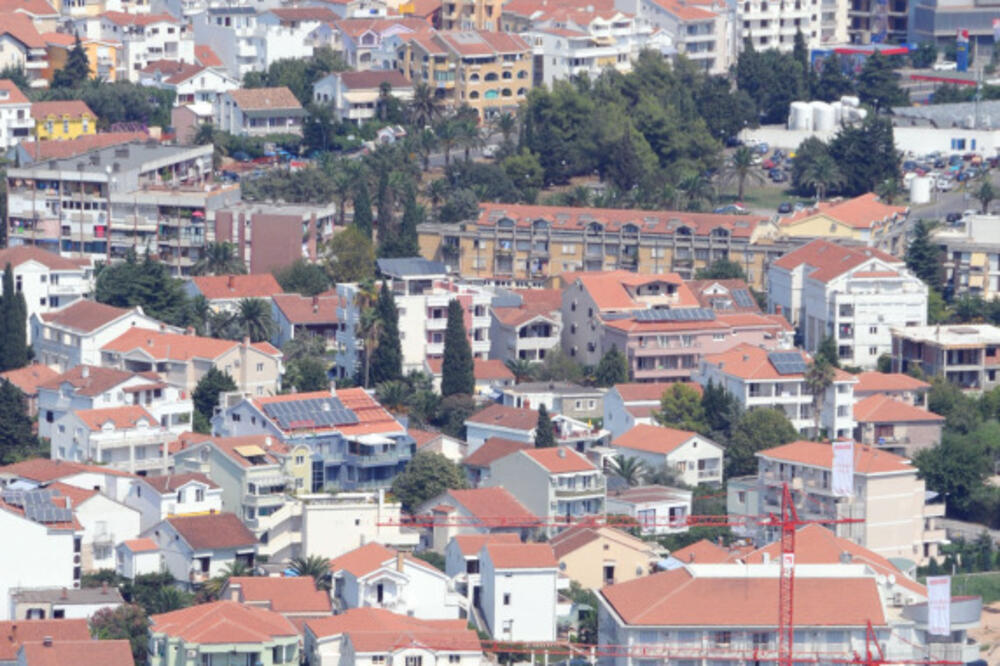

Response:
(30, 308), (166, 373)
(480, 553), (557, 642)
(116, 546), (161, 579)
(192, 11), (264, 80)
(145, 520), (252, 586)
(0, 98), (32, 150)
(301, 494), (416, 559)
(0, 510), (76, 621)
(344, 563), (461, 619)
(50, 413), (172, 474)
(605, 495), (691, 535)
(0, 261), (91, 344)
(124, 478), (223, 532)
(75, 495), (141, 572)
(610, 436), (724, 487)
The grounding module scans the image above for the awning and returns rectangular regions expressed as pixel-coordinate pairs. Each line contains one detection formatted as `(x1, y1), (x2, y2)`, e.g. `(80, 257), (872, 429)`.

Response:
(252, 475), (288, 488)
(969, 275), (985, 288)
(970, 252), (986, 267)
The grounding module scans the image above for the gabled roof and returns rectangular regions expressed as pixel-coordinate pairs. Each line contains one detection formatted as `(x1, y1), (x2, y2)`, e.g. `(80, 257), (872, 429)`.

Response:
(252, 388), (403, 437)
(102, 327), (279, 361)
(0, 0), (57, 17)
(701, 343), (856, 382)
(519, 446), (596, 474)
(30, 100), (95, 120)
(0, 619), (90, 660)
(194, 44), (223, 67)
(613, 382), (700, 403)
(40, 300), (133, 333)
(442, 487), (537, 525)
(191, 274), (283, 300)
(770, 239), (901, 284)
(0, 246), (81, 271)
(853, 371), (930, 394)
(272, 292), (341, 325)
(757, 440), (913, 475)
(462, 437), (530, 468)
(164, 513), (257, 551)
(685, 278), (761, 313)
(491, 305), (558, 328)
(267, 6), (339, 21)
(73, 405), (157, 431)
(142, 472), (218, 493)
(451, 533), (521, 556)
(0, 457), (134, 481)
(121, 537), (158, 553)
(549, 524), (654, 560)
(465, 403), (537, 431)
(0, 363), (59, 396)
(228, 87), (302, 111)
(18, 639), (134, 666)
(305, 608), (481, 652)
(328, 542), (438, 578)
(669, 539), (737, 564)
(0, 13), (45, 49)
(150, 601), (297, 644)
(853, 393), (944, 424)
(780, 193), (907, 231)
(37, 365), (135, 397)
(0, 79), (29, 106)
(102, 10), (177, 25)
(473, 359), (514, 381)
(574, 270), (696, 311)
(611, 424), (699, 456)
(174, 433), (288, 467)
(337, 70), (414, 91)
(227, 576), (331, 613)
(484, 542), (557, 569)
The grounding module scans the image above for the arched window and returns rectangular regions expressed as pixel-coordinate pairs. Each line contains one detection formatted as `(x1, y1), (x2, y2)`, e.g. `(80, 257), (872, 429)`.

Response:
(501, 88), (512, 97)
(469, 91), (480, 99)
(502, 71), (512, 79)
(484, 72), (499, 81)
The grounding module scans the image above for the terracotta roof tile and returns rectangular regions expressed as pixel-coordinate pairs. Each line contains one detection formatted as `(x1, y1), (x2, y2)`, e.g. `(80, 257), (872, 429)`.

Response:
(611, 424), (698, 456)
(227, 576), (331, 613)
(0, 13), (45, 49)
(0, 457), (134, 481)
(103, 328), (280, 361)
(122, 537), (158, 553)
(174, 433), (287, 468)
(0, 0), (57, 16)
(465, 403), (537, 431)
(685, 278), (761, 313)
(669, 539), (735, 564)
(853, 393), (944, 423)
(520, 446), (596, 473)
(462, 437), (530, 468)
(474, 359), (514, 381)
(613, 382), (701, 403)
(306, 608), (481, 652)
(73, 405), (158, 431)
(101, 10), (177, 25)
(252, 389), (403, 437)
(142, 472), (218, 493)
(0, 79), (29, 106)
(444, 487), (537, 525)
(484, 542), (557, 569)
(0, 363), (59, 396)
(328, 542), (438, 578)
(30, 100), (95, 121)
(194, 44), (223, 67)
(770, 239), (901, 284)
(0, 246), (83, 271)
(228, 87), (302, 111)
(337, 70), (412, 90)
(18, 639), (134, 666)
(758, 439), (914, 474)
(151, 601), (296, 644)
(574, 270), (696, 311)
(702, 343), (856, 382)
(0, 620), (90, 660)
(165, 513), (257, 551)
(780, 193), (907, 231)
(46, 481), (98, 505)
(191, 274), (283, 300)
(272, 293), (340, 325)
(452, 533), (521, 556)
(268, 6), (339, 21)
(17, 132), (148, 162)
(37, 365), (136, 397)
(491, 306), (558, 328)
(853, 371), (930, 394)
(40, 300), (133, 333)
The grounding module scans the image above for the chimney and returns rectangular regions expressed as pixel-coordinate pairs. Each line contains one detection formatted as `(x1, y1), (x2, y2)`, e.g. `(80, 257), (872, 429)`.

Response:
(396, 550), (405, 573)
(185, 326), (194, 335)
(159, 323), (166, 331)
(60, 588), (68, 600)
(840, 551), (852, 564)
(42, 637), (52, 648)
(229, 585), (240, 601)
(227, 275), (235, 290)
(688, 553), (695, 563)
(312, 294), (319, 313)
(10, 624), (16, 644)
(81, 366), (89, 379)
(242, 336), (250, 347)
(557, 448), (566, 458)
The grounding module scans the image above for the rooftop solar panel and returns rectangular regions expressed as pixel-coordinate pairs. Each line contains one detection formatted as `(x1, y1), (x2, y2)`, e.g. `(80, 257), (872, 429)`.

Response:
(768, 351), (807, 375)
(633, 308), (717, 322)
(732, 289), (755, 308)
(262, 397), (359, 431)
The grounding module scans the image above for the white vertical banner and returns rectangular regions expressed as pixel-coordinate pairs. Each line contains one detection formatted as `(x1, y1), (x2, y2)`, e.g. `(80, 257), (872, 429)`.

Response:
(927, 576), (952, 636)
(831, 440), (854, 497)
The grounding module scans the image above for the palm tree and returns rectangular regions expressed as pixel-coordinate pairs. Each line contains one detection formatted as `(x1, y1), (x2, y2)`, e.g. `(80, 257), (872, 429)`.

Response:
(202, 561), (252, 599)
(376, 379), (410, 413)
(875, 177), (902, 204)
(721, 146), (765, 201)
(491, 112), (517, 146)
(433, 119), (459, 168)
(353, 278), (379, 388)
(234, 298), (274, 343)
(457, 119), (482, 162)
(799, 154), (844, 201)
(425, 179), (450, 220)
(408, 83), (439, 129)
(804, 359), (835, 439)
(562, 185), (592, 207)
(191, 242), (245, 276)
(414, 128), (438, 172)
(289, 555), (331, 591)
(677, 172), (715, 211)
(505, 358), (536, 384)
(610, 455), (647, 487)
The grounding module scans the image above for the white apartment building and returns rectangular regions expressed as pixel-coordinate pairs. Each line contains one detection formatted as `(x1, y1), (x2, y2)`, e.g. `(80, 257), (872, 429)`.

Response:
(192, 7), (265, 79)
(612, 0), (730, 73)
(0, 79), (32, 150)
(933, 215), (1000, 300)
(488, 290), (561, 364)
(0, 247), (92, 344)
(30, 300), (169, 373)
(605, 485), (692, 536)
(255, 7), (338, 67)
(0, 16), (49, 89)
(37, 364), (193, 439)
(737, 0), (824, 51)
(48, 481), (141, 573)
(479, 542), (560, 642)
(50, 405), (174, 474)
(602, 382), (673, 437)
(695, 343), (857, 439)
(609, 424), (724, 487)
(769, 239), (926, 369)
(312, 70), (414, 125)
(143, 512), (256, 587)
(123, 472), (223, 531)
(116, 537), (161, 579)
(81, 12), (195, 83)
(139, 61), (240, 107)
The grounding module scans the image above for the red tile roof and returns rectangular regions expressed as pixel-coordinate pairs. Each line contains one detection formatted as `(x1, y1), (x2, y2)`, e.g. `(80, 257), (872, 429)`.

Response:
(191, 274), (283, 300)
(520, 446), (596, 473)
(0, 620), (90, 660)
(603, 568), (886, 626)
(408, 427), (440, 449)
(268, 6), (339, 21)
(0, 79), (29, 106)
(174, 433), (287, 468)
(0, 457), (134, 481)
(462, 437), (530, 468)
(101, 10), (177, 25)
(853, 371), (930, 394)
(18, 639), (134, 666)
(770, 239), (901, 284)
(444, 487), (537, 525)
(30, 100), (95, 121)
(17, 132), (147, 162)
(853, 393), (944, 424)
(102, 328), (279, 361)
(0, 246), (83, 271)
(122, 537), (158, 553)
(465, 403), (537, 431)
(253, 388), (403, 437)
(194, 44), (223, 67)
(328, 542), (438, 578)
(0, 363), (59, 396)
(46, 481), (98, 505)
(73, 405), (158, 431)
(40, 300), (132, 333)
(40, 30), (74, 46)
(780, 193), (907, 231)
(227, 576), (331, 614)
(0, 13), (45, 49)
(338, 70), (413, 90)
(272, 293), (340, 325)
(228, 87), (302, 111)
(142, 472), (218, 493)
(685, 278), (761, 313)
(0, 0), (57, 16)
(151, 601), (297, 644)
(484, 542), (557, 569)
(758, 440), (914, 474)
(165, 513), (257, 551)
(574, 270), (696, 311)
(669, 539), (736, 564)
(474, 359), (514, 381)
(702, 343), (856, 382)
(613, 382), (702, 402)
(491, 306), (558, 328)
(37, 365), (136, 397)
(452, 533), (521, 556)
(305, 608), (481, 652)
(611, 424), (699, 456)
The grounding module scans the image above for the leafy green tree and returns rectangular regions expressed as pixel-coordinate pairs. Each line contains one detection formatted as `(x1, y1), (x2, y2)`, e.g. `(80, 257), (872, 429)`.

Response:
(829, 116), (900, 197)
(856, 51), (909, 111)
(52, 33), (90, 88)
(39, 80), (175, 129)
(876, 353), (892, 373)
(145, 586), (195, 615)
(289, 555), (331, 591)
(695, 75), (758, 140)
(232, 298), (273, 343)
(390, 452), (467, 512)
(700, 380), (741, 437)
(434, 118), (459, 168)
(594, 345), (629, 387)
(352, 181), (374, 238)
(814, 53), (855, 102)
(285, 357), (330, 392)
(535, 347), (585, 383)
(914, 424), (995, 517)
(0, 263), (28, 371)
(610, 455), (647, 486)
(655, 384), (708, 433)
(816, 335), (840, 367)
(875, 177), (903, 205)
(501, 149), (544, 202)
(434, 393), (475, 439)
(438, 188), (480, 224)
(273, 259), (330, 296)
(371, 282), (402, 385)
(910, 42), (938, 68)
(804, 359), (835, 437)
(202, 561), (253, 600)
(323, 226), (376, 284)
(0, 379), (42, 463)
(535, 404), (556, 448)
(441, 299), (474, 397)
(191, 242), (245, 276)
(905, 219), (944, 291)
(89, 603), (150, 664)
(726, 408), (798, 476)
(694, 259), (747, 280)
(975, 180), (996, 214)
(721, 146), (765, 201)
(798, 150), (844, 200)
(736, 41), (807, 123)
(95, 250), (188, 326)
(191, 368), (237, 433)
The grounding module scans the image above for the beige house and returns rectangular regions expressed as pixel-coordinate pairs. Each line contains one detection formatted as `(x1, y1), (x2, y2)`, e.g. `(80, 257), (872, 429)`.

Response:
(754, 440), (945, 564)
(852, 394), (944, 457)
(99, 328), (283, 395)
(549, 525), (658, 589)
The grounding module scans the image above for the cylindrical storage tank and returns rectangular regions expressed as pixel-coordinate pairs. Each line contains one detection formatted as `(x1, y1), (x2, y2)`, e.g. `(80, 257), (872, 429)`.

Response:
(831, 101), (843, 125)
(788, 101), (812, 130)
(910, 176), (932, 204)
(841, 95), (860, 107)
(812, 101), (835, 131)
(856, 107), (868, 121)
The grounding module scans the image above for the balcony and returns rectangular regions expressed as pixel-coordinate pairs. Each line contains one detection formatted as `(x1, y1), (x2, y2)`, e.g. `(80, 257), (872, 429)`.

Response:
(555, 483), (605, 498)
(346, 449), (410, 467)
(243, 492), (286, 507)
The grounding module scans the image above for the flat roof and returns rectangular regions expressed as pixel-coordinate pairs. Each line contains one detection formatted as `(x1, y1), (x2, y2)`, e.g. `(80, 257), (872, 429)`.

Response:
(892, 324), (1000, 346)
(9, 142), (211, 178)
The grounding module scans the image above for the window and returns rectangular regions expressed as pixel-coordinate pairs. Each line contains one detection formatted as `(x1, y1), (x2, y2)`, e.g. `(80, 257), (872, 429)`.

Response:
(372, 658), (386, 664)
(256, 363), (263, 372)
(503, 592), (511, 605)
(502, 620), (513, 634)
(405, 657), (423, 666)
(195, 488), (204, 502)
(449, 657), (461, 664)
(177, 489), (185, 503)
(295, 455), (305, 465)
(869, 346), (878, 355)
(63, 120), (69, 134)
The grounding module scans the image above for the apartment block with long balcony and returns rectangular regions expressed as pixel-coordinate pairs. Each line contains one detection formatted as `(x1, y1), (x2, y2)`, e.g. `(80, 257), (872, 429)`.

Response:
(49, 405), (173, 474)
(441, 0), (502, 31)
(933, 215), (1000, 300)
(891, 324), (1000, 393)
(751, 440), (946, 564)
(739, 0), (824, 50)
(418, 203), (787, 291)
(847, 0), (908, 43)
(4, 142), (240, 274)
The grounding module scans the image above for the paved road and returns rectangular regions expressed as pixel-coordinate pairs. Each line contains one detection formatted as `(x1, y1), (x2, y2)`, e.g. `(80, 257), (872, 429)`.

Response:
(940, 517), (1000, 543)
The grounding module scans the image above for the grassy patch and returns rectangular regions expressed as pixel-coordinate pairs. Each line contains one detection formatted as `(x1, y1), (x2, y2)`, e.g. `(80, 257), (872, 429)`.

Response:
(716, 184), (808, 211)
(930, 572), (1000, 604)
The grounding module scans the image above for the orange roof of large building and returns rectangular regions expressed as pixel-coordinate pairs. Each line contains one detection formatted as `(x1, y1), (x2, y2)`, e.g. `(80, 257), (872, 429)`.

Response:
(252, 388), (403, 437)
(462, 437), (530, 468)
(227, 576), (331, 614)
(611, 424), (699, 456)
(853, 371), (931, 394)
(441, 487), (537, 525)
(73, 405), (158, 431)
(465, 403), (538, 431)
(30, 100), (95, 120)
(40, 300), (132, 332)
(613, 382), (701, 402)
(520, 446), (596, 473)
(436, 29), (530, 56)
(0, 619), (90, 660)
(853, 393), (944, 424)
(0, 457), (134, 481)
(484, 542), (557, 569)
(18, 639), (134, 666)
(16, 132), (148, 162)
(328, 542), (438, 578)
(102, 327), (279, 361)
(758, 440), (914, 474)
(150, 601), (297, 644)
(305, 608), (481, 651)
(191, 274), (283, 300)
(780, 193), (907, 231)
(702, 343), (856, 382)
(0, 363), (59, 396)
(165, 513), (257, 551)
(602, 568), (886, 626)
(452, 533), (521, 556)
(0, 246), (83, 270)
(572, 270), (697, 311)
(770, 239), (901, 283)
(228, 87), (302, 111)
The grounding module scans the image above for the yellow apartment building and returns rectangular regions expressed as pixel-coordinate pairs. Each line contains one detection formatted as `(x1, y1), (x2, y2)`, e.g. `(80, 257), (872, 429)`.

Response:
(31, 100), (97, 140)
(42, 33), (120, 82)
(401, 29), (532, 119)
(441, 0), (503, 31)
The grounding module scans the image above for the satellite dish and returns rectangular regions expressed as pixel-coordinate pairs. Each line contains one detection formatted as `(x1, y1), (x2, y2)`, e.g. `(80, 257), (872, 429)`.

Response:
(888, 574), (897, 585)
(876, 574), (887, 585)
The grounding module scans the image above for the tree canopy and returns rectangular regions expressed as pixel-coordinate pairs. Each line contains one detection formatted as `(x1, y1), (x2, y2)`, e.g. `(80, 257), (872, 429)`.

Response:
(390, 452), (468, 512)
(191, 368), (237, 433)
(725, 408), (799, 476)
(441, 299), (474, 397)
(594, 346), (629, 387)
(655, 384), (708, 433)
(535, 404), (556, 448)
(0, 263), (28, 371)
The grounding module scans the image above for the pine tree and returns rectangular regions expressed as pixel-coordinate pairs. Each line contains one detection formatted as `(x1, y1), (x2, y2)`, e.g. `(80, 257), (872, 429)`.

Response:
(535, 404), (555, 448)
(397, 190), (422, 257)
(0, 263), (28, 371)
(0, 379), (40, 463)
(594, 345), (628, 387)
(352, 181), (373, 239)
(440, 299), (473, 397)
(370, 282), (402, 385)
(53, 33), (91, 88)
(375, 169), (393, 235)
(906, 219), (944, 291)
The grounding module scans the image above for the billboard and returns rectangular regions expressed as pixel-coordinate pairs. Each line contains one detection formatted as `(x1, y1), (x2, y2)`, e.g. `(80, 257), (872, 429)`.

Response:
(832, 440), (854, 497)
(927, 576), (952, 636)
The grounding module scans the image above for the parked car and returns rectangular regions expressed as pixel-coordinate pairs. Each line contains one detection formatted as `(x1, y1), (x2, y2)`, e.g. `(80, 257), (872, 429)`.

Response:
(482, 144), (500, 158)
(771, 170), (788, 183)
(762, 158), (777, 170)
(936, 177), (954, 191)
(933, 61), (958, 71)
(714, 203), (750, 215)
(756, 142), (770, 155)
(946, 212), (962, 223)
(903, 160), (917, 172)
(778, 202), (794, 214)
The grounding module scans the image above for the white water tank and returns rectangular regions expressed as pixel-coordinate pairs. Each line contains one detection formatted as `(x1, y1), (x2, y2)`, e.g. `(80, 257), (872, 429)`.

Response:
(910, 176), (932, 204)
(831, 101), (844, 125)
(812, 101), (835, 131)
(841, 95), (860, 107)
(789, 101), (812, 130)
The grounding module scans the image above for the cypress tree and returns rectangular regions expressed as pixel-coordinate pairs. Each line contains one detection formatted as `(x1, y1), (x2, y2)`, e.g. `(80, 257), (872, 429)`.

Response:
(535, 404), (555, 448)
(398, 190), (422, 257)
(441, 299), (473, 397)
(371, 282), (402, 385)
(0, 379), (39, 463)
(0, 263), (27, 371)
(353, 181), (373, 239)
